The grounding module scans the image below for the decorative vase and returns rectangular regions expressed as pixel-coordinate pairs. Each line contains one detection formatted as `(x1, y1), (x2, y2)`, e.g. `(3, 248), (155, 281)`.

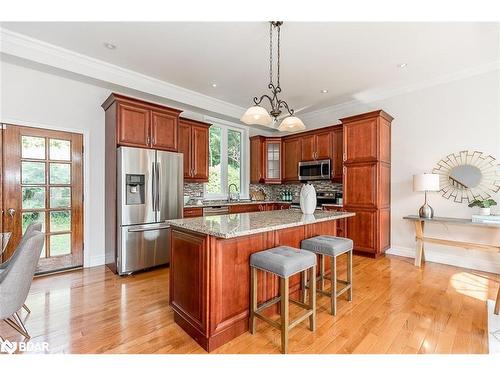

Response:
(479, 207), (491, 216)
(300, 184), (317, 215)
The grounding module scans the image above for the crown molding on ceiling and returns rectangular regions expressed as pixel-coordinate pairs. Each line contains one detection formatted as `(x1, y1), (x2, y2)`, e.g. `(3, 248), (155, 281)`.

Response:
(0, 27), (246, 120)
(1, 27), (498, 126)
(301, 59), (500, 122)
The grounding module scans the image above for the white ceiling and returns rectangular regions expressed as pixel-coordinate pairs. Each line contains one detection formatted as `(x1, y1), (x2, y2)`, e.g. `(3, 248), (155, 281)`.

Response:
(1, 22), (499, 115)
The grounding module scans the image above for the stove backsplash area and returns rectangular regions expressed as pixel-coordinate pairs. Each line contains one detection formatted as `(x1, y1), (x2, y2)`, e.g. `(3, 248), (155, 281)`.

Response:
(185, 181), (342, 202)
(250, 180), (342, 201)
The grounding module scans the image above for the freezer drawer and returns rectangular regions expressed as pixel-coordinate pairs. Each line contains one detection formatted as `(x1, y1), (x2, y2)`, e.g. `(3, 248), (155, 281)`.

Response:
(118, 223), (170, 275)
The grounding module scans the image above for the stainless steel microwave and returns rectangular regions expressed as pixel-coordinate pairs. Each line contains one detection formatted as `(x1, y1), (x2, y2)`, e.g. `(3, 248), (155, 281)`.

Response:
(298, 159), (331, 181)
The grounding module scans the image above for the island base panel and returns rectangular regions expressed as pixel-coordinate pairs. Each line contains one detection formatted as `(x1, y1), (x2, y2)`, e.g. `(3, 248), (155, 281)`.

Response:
(170, 220), (338, 352)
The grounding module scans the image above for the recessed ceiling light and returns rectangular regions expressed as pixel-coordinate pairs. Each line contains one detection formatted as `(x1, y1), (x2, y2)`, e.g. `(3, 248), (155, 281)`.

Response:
(104, 42), (117, 50)
(320, 89), (329, 94)
(397, 63), (408, 68)
(211, 83), (217, 88)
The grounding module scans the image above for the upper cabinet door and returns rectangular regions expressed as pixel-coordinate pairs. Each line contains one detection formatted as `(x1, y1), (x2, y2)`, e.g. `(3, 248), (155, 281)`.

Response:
(191, 125), (209, 181)
(332, 127), (343, 181)
(178, 121), (192, 179)
(282, 137), (300, 182)
(151, 110), (178, 151)
(314, 131), (332, 160)
(300, 134), (315, 161)
(264, 139), (281, 183)
(343, 118), (378, 163)
(117, 103), (151, 148)
(250, 136), (264, 184)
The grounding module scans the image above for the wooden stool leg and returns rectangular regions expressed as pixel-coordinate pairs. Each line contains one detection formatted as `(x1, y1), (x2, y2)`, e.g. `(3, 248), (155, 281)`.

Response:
(280, 277), (289, 354)
(347, 250), (353, 301)
(309, 265), (316, 332)
(495, 286), (500, 315)
(250, 267), (258, 334)
(320, 254), (325, 292)
(331, 255), (337, 315)
(300, 270), (307, 303)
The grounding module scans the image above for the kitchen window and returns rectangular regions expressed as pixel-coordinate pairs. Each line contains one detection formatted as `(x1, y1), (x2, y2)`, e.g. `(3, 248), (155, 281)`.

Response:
(204, 118), (249, 200)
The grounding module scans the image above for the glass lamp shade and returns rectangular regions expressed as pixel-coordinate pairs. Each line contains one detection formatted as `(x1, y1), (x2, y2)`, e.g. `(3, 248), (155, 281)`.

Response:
(413, 173), (440, 192)
(240, 106), (272, 126)
(278, 116), (306, 132)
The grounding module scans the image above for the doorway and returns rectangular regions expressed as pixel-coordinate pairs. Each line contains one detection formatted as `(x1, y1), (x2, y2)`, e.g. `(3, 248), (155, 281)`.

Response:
(1, 124), (84, 274)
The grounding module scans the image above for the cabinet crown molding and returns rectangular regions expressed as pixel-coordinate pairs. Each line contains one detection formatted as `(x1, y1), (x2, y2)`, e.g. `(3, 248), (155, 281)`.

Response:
(101, 93), (183, 115)
(179, 117), (212, 127)
(340, 110), (394, 124)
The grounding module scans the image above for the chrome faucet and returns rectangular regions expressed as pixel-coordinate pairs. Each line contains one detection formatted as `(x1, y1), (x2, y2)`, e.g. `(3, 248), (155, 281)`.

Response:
(228, 183), (239, 202)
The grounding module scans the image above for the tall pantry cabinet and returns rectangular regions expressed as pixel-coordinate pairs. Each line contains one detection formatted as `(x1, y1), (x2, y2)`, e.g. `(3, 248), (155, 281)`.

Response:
(341, 110), (393, 257)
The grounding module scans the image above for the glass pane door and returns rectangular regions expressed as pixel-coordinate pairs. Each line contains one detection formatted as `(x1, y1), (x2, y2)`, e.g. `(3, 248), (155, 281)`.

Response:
(2, 125), (83, 274)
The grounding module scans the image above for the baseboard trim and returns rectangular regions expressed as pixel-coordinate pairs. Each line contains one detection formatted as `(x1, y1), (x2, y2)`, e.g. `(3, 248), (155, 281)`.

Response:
(387, 246), (500, 274)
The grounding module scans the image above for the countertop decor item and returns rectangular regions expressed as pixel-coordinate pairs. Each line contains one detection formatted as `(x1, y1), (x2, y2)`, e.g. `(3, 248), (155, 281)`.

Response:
(300, 183), (317, 215)
(240, 22), (305, 132)
(433, 150), (500, 203)
(468, 198), (497, 216)
(413, 173), (440, 218)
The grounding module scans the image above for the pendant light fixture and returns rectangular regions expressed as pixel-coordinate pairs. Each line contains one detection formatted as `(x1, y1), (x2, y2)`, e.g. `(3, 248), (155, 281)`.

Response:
(240, 21), (305, 132)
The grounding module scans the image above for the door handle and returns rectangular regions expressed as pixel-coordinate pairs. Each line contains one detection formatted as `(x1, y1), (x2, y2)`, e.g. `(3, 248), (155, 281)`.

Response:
(7, 208), (16, 218)
(156, 162), (160, 212)
(128, 225), (170, 233)
(152, 162), (156, 211)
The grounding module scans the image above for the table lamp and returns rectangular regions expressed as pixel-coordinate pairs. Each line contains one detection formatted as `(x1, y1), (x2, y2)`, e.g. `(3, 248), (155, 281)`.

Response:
(413, 173), (440, 218)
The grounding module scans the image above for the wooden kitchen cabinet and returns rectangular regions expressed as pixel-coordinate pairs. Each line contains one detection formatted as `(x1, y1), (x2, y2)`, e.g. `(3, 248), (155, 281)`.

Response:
(151, 110), (179, 151)
(332, 126), (344, 181)
(300, 131), (332, 161)
(103, 93), (182, 151)
(341, 110), (393, 257)
(250, 136), (282, 184)
(250, 136), (264, 183)
(282, 136), (301, 182)
(183, 207), (203, 218)
(178, 118), (211, 182)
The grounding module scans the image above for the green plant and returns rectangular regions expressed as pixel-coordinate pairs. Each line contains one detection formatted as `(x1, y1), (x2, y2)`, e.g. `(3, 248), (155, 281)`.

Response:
(468, 198), (497, 209)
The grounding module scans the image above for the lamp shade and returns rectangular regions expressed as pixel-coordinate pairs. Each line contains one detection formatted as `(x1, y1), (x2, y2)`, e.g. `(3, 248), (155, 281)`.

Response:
(413, 173), (440, 192)
(240, 106), (272, 126)
(278, 116), (305, 132)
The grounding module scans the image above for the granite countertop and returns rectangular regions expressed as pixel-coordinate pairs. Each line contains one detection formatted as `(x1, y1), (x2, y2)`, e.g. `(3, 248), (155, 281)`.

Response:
(166, 209), (355, 238)
(184, 200), (292, 208)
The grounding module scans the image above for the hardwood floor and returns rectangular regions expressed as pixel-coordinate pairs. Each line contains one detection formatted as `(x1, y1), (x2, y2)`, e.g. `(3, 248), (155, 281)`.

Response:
(2, 254), (498, 354)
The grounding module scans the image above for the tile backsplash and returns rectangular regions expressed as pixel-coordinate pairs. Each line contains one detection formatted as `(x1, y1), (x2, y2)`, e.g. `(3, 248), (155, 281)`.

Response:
(251, 180), (342, 201)
(184, 181), (342, 203)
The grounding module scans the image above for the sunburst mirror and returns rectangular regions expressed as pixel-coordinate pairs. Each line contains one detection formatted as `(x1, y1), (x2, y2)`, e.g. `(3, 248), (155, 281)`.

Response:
(432, 151), (500, 203)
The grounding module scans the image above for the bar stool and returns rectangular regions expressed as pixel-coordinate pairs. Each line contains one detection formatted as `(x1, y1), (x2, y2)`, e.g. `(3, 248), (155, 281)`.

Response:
(249, 246), (317, 354)
(300, 236), (353, 315)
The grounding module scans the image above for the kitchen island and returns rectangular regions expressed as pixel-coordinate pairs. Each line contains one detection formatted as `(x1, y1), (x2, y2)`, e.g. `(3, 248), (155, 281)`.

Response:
(166, 209), (355, 351)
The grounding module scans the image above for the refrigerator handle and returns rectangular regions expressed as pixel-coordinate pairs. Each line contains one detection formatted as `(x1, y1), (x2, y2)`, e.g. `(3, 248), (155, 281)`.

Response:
(156, 161), (161, 213)
(151, 161), (156, 212)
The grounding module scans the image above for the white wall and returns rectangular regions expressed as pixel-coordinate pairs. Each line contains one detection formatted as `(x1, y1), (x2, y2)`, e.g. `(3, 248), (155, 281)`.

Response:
(299, 70), (500, 273)
(2, 58), (499, 273)
(1, 61), (108, 266)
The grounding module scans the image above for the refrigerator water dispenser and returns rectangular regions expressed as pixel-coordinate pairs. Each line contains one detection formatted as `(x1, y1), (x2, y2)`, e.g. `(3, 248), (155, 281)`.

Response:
(125, 174), (145, 205)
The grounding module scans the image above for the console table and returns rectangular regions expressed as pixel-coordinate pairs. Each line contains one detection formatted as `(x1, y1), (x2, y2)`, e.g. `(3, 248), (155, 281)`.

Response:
(403, 215), (500, 315)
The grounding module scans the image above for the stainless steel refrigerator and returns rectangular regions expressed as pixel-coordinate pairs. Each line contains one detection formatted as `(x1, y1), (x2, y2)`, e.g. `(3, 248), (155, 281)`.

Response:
(116, 146), (183, 275)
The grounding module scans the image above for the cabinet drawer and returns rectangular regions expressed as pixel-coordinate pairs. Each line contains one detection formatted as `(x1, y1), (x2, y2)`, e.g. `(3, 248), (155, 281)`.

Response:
(183, 207), (203, 218)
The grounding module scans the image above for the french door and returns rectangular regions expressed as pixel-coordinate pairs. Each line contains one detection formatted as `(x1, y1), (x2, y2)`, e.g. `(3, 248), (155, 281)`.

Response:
(1, 124), (83, 274)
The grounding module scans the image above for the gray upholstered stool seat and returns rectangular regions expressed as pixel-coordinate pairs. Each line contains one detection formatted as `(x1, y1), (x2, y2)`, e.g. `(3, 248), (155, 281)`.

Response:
(249, 246), (317, 354)
(250, 246), (317, 278)
(301, 235), (353, 256)
(300, 235), (354, 316)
